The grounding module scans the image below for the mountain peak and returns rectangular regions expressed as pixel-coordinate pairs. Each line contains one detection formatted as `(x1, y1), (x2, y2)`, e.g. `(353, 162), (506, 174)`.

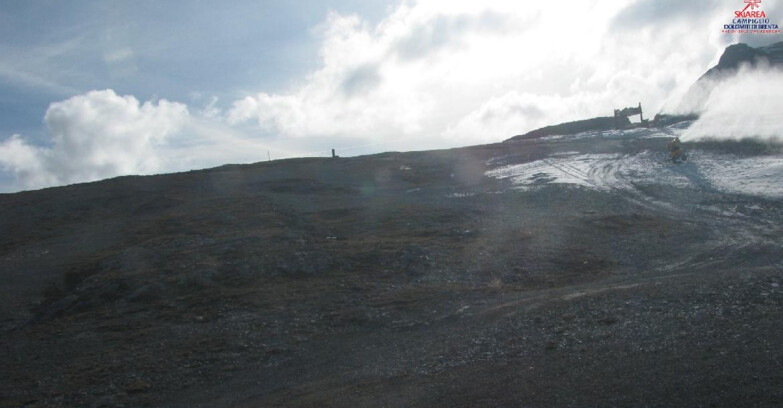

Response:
(708, 40), (783, 78)
(716, 43), (757, 70)
(672, 41), (783, 114)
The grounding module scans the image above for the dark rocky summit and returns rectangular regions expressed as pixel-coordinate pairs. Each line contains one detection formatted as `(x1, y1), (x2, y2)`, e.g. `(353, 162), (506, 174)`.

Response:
(702, 41), (783, 79)
(676, 41), (783, 113)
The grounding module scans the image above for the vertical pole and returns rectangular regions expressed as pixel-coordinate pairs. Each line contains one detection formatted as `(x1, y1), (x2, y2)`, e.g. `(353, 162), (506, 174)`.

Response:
(639, 102), (644, 122)
(332, 149), (336, 158)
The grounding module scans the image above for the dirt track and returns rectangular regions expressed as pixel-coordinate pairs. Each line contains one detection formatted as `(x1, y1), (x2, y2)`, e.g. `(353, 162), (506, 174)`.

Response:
(2, 123), (783, 407)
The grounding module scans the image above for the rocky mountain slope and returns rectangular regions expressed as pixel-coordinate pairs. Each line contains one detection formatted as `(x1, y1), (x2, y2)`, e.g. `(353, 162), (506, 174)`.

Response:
(701, 41), (783, 78)
(3, 123), (783, 408)
(677, 40), (783, 114)
(2, 43), (783, 408)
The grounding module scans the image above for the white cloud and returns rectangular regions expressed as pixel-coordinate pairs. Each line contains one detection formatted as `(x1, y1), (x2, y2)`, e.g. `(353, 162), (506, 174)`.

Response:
(162, 115), (273, 172)
(0, 134), (54, 190)
(0, 89), (277, 192)
(0, 90), (189, 190)
(227, 0), (745, 151)
(683, 66), (783, 142)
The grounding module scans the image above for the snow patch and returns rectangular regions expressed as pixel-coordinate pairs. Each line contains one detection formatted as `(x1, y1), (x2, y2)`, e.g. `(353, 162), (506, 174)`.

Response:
(486, 149), (783, 198)
(699, 155), (783, 198)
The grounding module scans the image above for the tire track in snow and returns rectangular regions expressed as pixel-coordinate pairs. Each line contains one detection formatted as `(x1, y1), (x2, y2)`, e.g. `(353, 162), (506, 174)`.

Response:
(489, 150), (783, 274)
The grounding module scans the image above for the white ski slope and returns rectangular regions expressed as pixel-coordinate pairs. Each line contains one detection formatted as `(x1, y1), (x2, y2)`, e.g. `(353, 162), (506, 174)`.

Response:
(486, 126), (783, 199)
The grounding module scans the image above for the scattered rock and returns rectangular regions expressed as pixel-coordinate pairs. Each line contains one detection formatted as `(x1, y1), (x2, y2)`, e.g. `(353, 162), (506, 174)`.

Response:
(125, 379), (150, 394)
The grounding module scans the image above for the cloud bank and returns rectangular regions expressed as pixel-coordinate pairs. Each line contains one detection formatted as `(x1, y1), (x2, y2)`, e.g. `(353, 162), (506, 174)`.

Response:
(0, 90), (188, 190)
(227, 0), (740, 150)
(0, 90), (268, 191)
(683, 66), (783, 143)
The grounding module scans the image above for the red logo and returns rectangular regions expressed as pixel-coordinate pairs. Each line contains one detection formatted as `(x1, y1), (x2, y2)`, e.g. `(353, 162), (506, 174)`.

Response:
(743, 0), (762, 11)
(723, 0), (779, 34)
(736, 0), (766, 18)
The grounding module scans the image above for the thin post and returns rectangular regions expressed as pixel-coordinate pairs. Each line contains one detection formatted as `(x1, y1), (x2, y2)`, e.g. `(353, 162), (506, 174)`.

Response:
(639, 102), (643, 122)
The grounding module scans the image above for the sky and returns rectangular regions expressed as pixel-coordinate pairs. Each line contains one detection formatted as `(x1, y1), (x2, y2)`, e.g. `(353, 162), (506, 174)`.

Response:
(0, 0), (781, 192)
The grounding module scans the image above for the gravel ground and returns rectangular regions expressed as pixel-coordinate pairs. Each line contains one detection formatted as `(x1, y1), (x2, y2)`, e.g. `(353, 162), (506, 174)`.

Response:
(1, 124), (782, 407)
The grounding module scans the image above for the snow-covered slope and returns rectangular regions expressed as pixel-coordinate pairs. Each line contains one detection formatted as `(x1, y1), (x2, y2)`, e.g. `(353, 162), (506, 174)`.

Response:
(488, 123), (783, 199)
